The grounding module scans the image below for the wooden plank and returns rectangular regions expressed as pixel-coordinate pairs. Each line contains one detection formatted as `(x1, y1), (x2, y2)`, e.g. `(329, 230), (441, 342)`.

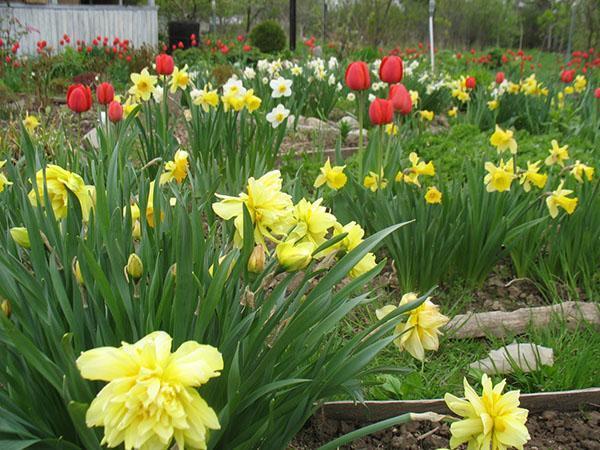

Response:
(445, 301), (600, 339)
(320, 387), (600, 422)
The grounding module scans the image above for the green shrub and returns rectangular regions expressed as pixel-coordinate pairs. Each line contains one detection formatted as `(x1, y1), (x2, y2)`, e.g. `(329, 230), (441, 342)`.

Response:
(250, 20), (286, 53)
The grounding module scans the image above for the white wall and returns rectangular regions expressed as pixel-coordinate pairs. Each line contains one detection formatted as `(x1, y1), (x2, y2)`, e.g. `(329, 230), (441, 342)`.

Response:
(1, 3), (158, 55)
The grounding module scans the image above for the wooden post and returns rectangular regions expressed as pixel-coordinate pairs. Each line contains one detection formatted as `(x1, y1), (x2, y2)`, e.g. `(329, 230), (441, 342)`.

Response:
(289, 0), (297, 51)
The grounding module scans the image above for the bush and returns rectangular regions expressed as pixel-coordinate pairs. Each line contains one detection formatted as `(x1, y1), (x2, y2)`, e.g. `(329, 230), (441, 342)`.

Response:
(250, 20), (286, 53)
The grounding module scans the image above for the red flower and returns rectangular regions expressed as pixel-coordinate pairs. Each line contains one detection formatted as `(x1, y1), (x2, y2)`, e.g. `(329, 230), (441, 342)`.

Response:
(368, 98), (394, 125)
(501, 55), (508, 64)
(389, 83), (412, 116)
(594, 88), (600, 99)
(560, 69), (575, 83)
(379, 55), (403, 84)
(178, 41), (184, 49)
(345, 61), (371, 91)
(237, 34), (244, 42)
(495, 72), (505, 84)
(243, 44), (252, 52)
(96, 82), (114, 105)
(155, 54), (174, 76)
(465, 76), (476, 89)
(220, 44), (230, 54)
(108, 101), (123, 123)
(67, 84), (92, 113)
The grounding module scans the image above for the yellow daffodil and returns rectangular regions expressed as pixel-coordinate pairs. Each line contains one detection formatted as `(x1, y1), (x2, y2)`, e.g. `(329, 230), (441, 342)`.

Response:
(569, 161), (594, 183)
(10, 227), (30, 248)
(487, 99), (499, 111)
(484, 158), (516, 193)
(519, 161), (547, 192)
(544, 140), (569, 167)
(419, 110), (434, 121)
(490, 125), (517, 154)
(28, 165), (94, 220)
(349, 252), (377, 278)
(363, 171), (388, 192)
(376, 292), (449, 361)
(425, 186), (442, 204)
(212, 170), (293, 246)
(243, 89), (262, 112)
(444, 374), (530, 450)
(409, 90), (419, 106)
(333, 221), (365, 252)
(507, 82), (520, 94)
(248, 244), (266, 273)
(129, 68), (158, 101)
(314, 158), (347, 190)
(275, 240), (314, 271)
(564, 86), (574, 95)
(546, 180), (578, 218)
(23, 114), (40, 133)
(573, 75), (587, 93)
(192, 85), (219, 112)
(76, 331), (223, 450)
(288, 198), (337, 246)
(160, 150), (189, 185)
(385, 123), (398, 135)
(0, 160), (12, 193)
(397, 153), (435, 187)
(169, 65), (190, 93)
(448, 106), (458, 117)
(124, 203), (142, 238)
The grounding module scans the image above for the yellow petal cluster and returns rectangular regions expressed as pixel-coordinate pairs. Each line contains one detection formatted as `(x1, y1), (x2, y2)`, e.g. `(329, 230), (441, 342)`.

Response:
(0, 160), (12, 193)
(544, 140), (569, 167)
(484, 158), (515, 193)
(569, 161), (594, 183)
(129, 68), (158, 101)
(519, 161), (547, 192)
(489, 125), (517, 154)
(314, 158), (347, 190)
(160, 150), (190, 185)
(169, 65), (190, 93)
(375, 292), (449, 361)
(76, 331), (223, 450)
(546, 180), (578, 218)
(444, 375), (530, 450)
(28, 164), (94, 220)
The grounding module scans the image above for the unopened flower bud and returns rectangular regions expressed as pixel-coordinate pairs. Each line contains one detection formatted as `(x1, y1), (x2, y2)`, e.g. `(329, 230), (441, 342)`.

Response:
(1, 299), (11, 318)
(125, 253), (143, 280)
(73, 258), (84, 285)
(10, 227), (30, 248)
(248, 244), (265, 273)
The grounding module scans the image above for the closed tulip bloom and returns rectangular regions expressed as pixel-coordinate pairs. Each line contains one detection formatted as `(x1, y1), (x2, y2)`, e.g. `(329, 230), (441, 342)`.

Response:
(389, 83), (412, 115)
(379, 55), (403, 83)
(96, 82), (114, 105)
(345, 61), (371, 91)
(67, 84), (92, 113)
(560, 69), (575, 83)
(465, 76), (476, 89)
(107, 101), (123, 123)
(155, 53), (174, 75)
(368, 98), (393, 125)
(595, 88), (600, 99)
(495, 71), (505, 84)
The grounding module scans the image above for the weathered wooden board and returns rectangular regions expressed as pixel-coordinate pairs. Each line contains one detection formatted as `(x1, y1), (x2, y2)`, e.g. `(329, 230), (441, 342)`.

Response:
(445, 301), (600, 339)
(1, 4), (158, 55)
(321, 387), (600, 422)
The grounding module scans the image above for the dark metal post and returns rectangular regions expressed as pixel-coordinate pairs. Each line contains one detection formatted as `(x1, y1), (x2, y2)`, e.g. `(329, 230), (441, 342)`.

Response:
(289, 0), (297, 51)
(323, 1), (328, 41)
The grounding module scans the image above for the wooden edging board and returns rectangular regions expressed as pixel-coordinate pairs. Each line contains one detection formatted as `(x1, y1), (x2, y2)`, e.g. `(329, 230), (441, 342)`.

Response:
(319, 387), (600, 422)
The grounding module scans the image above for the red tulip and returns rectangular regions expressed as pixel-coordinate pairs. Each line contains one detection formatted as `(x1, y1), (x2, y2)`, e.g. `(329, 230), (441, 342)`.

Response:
(345, 61), (371, 91)
(389, 83), (412, 115)
(96, 82), (114, 105)
(465, 76), (476, 89)
(594, 88), (600, 99)
(379, 55), (403, 83)
(243, 44), (252, 52)
(178, 41), (184, 49)
(495, 72), (505, 84)
(67, 84), (92, 113)
(560, 69), (575, 83)
(155, 54), (174, 75)
(368, 98), (394, 125)
(237, 34), (244, 42)
(108, 101), (123, 123)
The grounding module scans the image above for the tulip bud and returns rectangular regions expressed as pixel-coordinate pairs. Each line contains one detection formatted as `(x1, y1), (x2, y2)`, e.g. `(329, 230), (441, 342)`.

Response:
(368, 98), (394, 125)
(465, 76), (476, 90)
(389, 83), (412, 115)
(495, 72), (505, 84)
(10, 227), (30, 248)
(155, 53), (174, 76)
(108, 101), (123, 123)
(560, 69), (575, 83)
(96, 82), (115, 105)
(276, 241), (314, 271)
(594, 88), (600, 99)
(73, 258), (84, 286)
(125, 253), (143, 280)
(345, 61), (371, 91)
(1, 298), (11, 318)
(379, 55), (403, 84)
(66, 84), (92, 113)
(248, 244), (266, 273)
